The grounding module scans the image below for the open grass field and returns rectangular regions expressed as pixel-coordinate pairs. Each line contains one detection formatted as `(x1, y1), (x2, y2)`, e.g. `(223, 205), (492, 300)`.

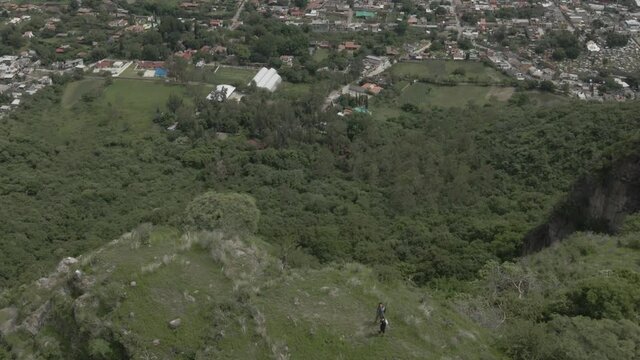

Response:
(312, 48), (330, 62)
(59, 79), (190, 135)
(410, 84), (513, 106)
(211, 66), (257, 85)
(101, 79), (185, 114)
(390, 61), (508, 83)
(101, 79), (188, 131)
(370, 83), (516, 119)
(279, 82), (312, 97)
(61, 78), (105, 108)
(526, 90), (569, 106)
(369, 81), (569, 120)
(187, 66), (257, 87)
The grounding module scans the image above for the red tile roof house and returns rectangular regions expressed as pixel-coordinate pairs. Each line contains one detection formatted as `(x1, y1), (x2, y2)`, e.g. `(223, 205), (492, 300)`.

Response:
(344, 41), (360, 50)
(280, 55), (294, 66)
(210, 19), (223, 28)
(136, 61), (165, 70)
(179, 2), (199, 9)
(289, 8), (304, 17)
(361, 83), (383, 95)
(94, 59), (114, 68)
(175, 49), (197, 61)
(339, 41), (361, 52)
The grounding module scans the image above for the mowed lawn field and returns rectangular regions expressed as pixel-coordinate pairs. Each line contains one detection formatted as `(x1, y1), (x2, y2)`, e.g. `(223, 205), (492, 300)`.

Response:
(390, 61), (508, 83)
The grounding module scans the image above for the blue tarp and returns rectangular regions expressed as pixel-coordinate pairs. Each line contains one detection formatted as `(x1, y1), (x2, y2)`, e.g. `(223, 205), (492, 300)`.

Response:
(155, 68), (167, 77)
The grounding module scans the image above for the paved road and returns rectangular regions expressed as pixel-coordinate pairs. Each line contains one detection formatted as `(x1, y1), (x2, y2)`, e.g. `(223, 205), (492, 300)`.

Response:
(230, 0), (247, 30)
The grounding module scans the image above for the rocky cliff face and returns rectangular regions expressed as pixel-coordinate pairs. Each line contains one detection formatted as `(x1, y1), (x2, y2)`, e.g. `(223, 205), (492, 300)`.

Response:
(523, 153), (640, 253)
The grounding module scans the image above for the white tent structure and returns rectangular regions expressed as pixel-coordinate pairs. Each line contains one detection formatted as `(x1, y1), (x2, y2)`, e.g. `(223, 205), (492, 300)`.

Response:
(251, 67), (282, 92)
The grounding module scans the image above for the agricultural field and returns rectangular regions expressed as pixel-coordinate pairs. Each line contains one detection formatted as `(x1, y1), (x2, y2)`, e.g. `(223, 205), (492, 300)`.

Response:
(389, 60), (508, 83)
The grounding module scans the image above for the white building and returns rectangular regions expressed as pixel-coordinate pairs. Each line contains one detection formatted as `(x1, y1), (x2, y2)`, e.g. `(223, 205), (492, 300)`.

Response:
(625, 19), (640, 32)
(250, 67), (282, 92)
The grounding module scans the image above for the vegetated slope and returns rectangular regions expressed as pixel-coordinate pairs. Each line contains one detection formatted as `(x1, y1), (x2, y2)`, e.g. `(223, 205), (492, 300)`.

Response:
(186, 96), (640, 283)
(4, 75), (640, 294)
(0, 78), (204, 287)
(475, 225), (640, 360)
(0, 224), (500, 360)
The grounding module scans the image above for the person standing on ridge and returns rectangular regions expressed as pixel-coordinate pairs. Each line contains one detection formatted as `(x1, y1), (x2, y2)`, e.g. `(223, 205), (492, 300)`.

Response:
(379, 317), (387, 335)
(374, 302), (386, 323)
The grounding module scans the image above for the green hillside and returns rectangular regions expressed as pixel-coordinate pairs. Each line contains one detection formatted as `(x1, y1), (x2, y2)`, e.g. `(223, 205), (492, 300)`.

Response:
(2, 73), (640, 359)
(0, 213), (499, 359)
(2, 192), (640, 359)
(3, 75), (640, 291)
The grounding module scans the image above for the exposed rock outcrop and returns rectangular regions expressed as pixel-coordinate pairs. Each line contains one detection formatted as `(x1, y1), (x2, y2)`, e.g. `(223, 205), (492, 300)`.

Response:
(0, 307), (18, 336)
(22, 301), (52, 335)
(523, 153), (640, 253)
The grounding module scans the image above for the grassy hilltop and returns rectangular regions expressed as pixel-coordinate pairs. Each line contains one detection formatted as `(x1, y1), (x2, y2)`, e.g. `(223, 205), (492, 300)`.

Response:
(0, 193), (500, 359)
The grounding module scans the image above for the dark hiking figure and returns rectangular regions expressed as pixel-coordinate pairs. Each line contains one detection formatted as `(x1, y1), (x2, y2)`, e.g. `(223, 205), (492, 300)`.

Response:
(379, 317), (387, 335)
(374, 302), (386, 323)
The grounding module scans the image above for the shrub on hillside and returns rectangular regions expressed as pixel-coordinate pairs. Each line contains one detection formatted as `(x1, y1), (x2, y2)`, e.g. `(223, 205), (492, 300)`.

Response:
(184, 192), (260, 235)
(620, 213), (640, 235)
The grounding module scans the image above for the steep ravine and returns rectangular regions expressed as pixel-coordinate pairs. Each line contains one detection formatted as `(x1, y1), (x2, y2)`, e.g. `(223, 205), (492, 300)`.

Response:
(523, 152), (640, 253)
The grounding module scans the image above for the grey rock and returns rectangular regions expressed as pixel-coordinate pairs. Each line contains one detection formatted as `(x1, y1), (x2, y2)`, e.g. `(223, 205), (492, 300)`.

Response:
(169, 318), (181, 329)
(56, 257), (79, 273)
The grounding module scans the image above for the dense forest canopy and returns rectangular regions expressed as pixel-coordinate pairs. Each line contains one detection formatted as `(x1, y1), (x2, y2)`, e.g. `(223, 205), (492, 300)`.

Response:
(1, 75), (640, 289)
